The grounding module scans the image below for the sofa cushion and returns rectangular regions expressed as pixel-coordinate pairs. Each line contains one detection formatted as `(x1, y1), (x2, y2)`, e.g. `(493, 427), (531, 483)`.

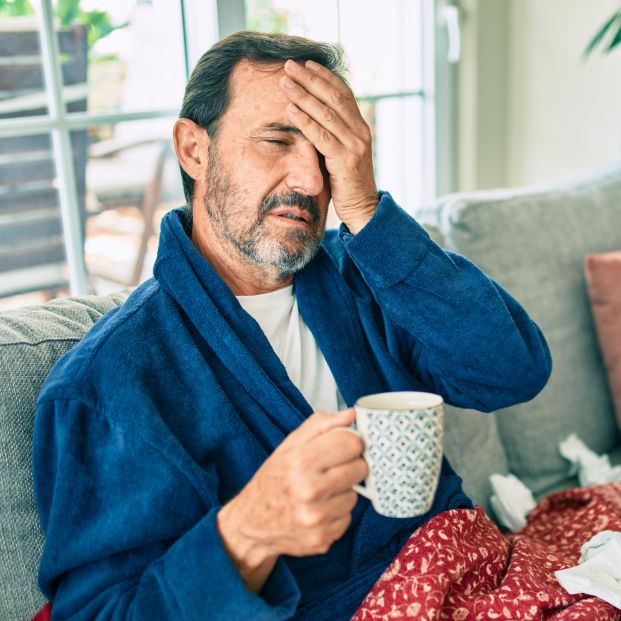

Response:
(584, 250), (621, 431)
(442, 404), (509, 514)
(422, 161), (621, 494)
(0, 292), (128, 620)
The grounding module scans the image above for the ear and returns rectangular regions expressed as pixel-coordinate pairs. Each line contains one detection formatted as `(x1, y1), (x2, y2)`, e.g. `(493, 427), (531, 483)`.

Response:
(173, 118), (211, 183)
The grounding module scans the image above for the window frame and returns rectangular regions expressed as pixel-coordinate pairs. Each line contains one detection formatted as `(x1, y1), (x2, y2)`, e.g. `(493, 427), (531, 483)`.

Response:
(0, 0), (458, 296)
(229, 0), (459, 208)
(0, 0), (202, 295)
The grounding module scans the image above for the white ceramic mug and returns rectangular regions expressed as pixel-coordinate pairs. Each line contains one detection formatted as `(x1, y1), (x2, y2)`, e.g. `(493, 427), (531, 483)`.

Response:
(352, 391), (445, 518)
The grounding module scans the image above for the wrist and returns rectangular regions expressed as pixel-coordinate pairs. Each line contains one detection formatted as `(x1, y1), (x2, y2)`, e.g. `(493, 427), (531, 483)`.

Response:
(217, 500), (278, 590)
(344, 204), (377, 235)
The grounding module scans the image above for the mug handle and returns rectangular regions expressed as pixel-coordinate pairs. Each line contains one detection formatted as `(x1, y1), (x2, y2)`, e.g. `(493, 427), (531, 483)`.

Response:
(352, 482), (372, 500)
(334, 426), (373, 501)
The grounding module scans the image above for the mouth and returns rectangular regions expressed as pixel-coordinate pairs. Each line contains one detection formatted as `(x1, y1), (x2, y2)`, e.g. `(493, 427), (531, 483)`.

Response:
(268, 207), (313, 227)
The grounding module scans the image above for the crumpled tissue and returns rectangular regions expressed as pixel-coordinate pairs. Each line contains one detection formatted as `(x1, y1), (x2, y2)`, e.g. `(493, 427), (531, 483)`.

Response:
(559, 434), (621, 487)
(489, 473), (536, 532)
(555, 530), (621, 610)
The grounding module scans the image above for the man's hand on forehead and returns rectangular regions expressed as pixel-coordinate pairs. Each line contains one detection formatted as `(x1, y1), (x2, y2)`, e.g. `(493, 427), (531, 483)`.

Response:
(280, 59), (378, 235)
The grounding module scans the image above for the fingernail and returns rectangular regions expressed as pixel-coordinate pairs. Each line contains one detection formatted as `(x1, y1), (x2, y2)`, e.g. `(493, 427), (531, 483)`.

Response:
(281, 76), (296, 89)
(306, 60), (321, 71)
(287, 103), (300, 115)
(286, 59), (301, 71)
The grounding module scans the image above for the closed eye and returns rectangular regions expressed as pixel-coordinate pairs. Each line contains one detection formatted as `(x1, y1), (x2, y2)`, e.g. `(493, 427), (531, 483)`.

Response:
(264, 139), (288, 146)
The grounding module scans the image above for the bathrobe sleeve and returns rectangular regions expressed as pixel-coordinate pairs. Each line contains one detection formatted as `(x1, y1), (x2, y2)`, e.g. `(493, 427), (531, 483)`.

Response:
(33, 397), (300, 621)
(339, 192), (552, 412)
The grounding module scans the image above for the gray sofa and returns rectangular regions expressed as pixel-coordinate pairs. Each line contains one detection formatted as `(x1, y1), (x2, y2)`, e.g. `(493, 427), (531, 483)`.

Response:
(2, 161), (621, 619)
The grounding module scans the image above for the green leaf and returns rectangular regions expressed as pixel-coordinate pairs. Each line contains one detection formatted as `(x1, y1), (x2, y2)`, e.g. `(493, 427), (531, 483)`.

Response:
(606, 20), (621, 52)
(246, 0), (289, 33)
(0, 0), (34, 17)
(55, 0), (80, 26)
(0, 0), (126, 49)
(584, 11), (621, 58)
(80, 10), (128, 48)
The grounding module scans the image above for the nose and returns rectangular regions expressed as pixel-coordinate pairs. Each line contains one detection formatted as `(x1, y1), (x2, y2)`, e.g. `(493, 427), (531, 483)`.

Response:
(285, 142), (325, 197)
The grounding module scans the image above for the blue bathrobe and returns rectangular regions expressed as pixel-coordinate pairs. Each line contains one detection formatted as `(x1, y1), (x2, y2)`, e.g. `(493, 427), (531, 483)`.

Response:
(33, 193), (552, 620)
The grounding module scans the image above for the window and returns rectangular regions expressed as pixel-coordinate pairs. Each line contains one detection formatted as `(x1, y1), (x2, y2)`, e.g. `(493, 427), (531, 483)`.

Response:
(0, 0), (217, 308)
(0, 0), (456, 308)
(242, 0), (448, 215)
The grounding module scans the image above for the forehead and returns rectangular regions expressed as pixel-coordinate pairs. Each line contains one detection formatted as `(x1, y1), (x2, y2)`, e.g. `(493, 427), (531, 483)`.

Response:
(223, 59), (291, 128)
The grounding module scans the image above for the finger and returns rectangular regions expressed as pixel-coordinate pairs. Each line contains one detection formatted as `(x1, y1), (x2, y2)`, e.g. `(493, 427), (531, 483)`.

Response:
(305, 59), (349, 91)
(279, 75), (354, 148)
(292, 454), (366, 503)
(277, 408), (355, 451)
(307, 513), (352, 554)
(293, 489), (357, 530)
(284, 59), (361, 131)
(327, 513), (352, 542)
(301, 424), (365, 471)
(285, 102), (345, 160)
(321, 457), (369, 494)
(322, 489), (359, 521)
(296, 489), (357, 525)
(292, 511), (352, 556)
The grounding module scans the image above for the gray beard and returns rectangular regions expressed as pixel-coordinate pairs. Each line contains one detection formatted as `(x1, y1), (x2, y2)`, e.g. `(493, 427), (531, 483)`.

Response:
(202, 146), (323, 278)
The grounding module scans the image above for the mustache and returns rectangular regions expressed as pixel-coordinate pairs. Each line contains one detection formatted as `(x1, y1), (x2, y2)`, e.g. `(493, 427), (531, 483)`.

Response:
(259, 192), (320, 223)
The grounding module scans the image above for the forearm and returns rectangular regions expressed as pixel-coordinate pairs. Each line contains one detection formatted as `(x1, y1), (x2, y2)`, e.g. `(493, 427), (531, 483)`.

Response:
(339, 198), (378, 235)
(340, 193), (552, 409)
(35, 398), (300, 621)
(217, 500), (279, 593)
(45, 508), (299, 621)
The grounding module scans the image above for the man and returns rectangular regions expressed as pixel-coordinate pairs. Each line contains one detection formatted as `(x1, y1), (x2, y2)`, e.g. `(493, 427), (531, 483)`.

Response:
(33, 31), (552, 620)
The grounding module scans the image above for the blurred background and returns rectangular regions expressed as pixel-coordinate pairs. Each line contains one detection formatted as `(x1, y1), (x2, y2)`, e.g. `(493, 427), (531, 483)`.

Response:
(0, 0), (620, 309)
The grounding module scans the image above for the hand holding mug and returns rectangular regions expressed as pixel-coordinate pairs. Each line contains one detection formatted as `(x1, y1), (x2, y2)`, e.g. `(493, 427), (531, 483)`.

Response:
(217, 409), (367, 591)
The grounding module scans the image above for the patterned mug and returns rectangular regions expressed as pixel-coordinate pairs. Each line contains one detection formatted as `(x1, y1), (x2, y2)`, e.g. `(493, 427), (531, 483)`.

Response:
(352, 391), (445, 518)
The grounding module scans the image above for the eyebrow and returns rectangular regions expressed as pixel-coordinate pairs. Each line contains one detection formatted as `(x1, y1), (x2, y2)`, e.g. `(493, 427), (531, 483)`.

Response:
(259, 123), (303, 136)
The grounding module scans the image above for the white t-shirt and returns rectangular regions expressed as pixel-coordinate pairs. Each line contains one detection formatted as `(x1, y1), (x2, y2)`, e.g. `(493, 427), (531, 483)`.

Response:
(236, 285), (346, 413)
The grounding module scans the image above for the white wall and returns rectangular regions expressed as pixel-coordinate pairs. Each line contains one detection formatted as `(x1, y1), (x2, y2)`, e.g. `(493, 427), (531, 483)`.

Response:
(458, 0), (621, 191)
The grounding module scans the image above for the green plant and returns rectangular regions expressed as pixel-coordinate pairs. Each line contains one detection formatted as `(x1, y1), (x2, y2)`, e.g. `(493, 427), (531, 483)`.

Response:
(0, 0), (127, 48)
(246, 0), (289, 34)
(0, 0), (33, 16)
(584, 3), (621, 58)
(55, 0), (127, 48)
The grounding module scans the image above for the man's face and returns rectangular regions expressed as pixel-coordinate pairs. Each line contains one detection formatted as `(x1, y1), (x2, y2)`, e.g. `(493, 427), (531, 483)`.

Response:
(200, 60), (332, 278)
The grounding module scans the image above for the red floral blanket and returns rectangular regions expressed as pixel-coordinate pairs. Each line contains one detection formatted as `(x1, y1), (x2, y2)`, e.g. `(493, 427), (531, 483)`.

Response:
(33, 484), (621, 621)
(352, 483), (621, 620)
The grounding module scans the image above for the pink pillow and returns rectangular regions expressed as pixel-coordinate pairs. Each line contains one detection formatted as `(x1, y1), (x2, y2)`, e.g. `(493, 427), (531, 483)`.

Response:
(584, 251), (621, 430)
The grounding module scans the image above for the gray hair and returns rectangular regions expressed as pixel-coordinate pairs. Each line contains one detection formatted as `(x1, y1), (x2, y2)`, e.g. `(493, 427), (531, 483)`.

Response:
(178, 30), (347, 205)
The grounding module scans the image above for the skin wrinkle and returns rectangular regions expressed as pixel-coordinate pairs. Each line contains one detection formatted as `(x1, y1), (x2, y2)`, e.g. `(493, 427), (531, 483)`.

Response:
(182, 60), (335, 295)
(202, 133), (325, 280)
